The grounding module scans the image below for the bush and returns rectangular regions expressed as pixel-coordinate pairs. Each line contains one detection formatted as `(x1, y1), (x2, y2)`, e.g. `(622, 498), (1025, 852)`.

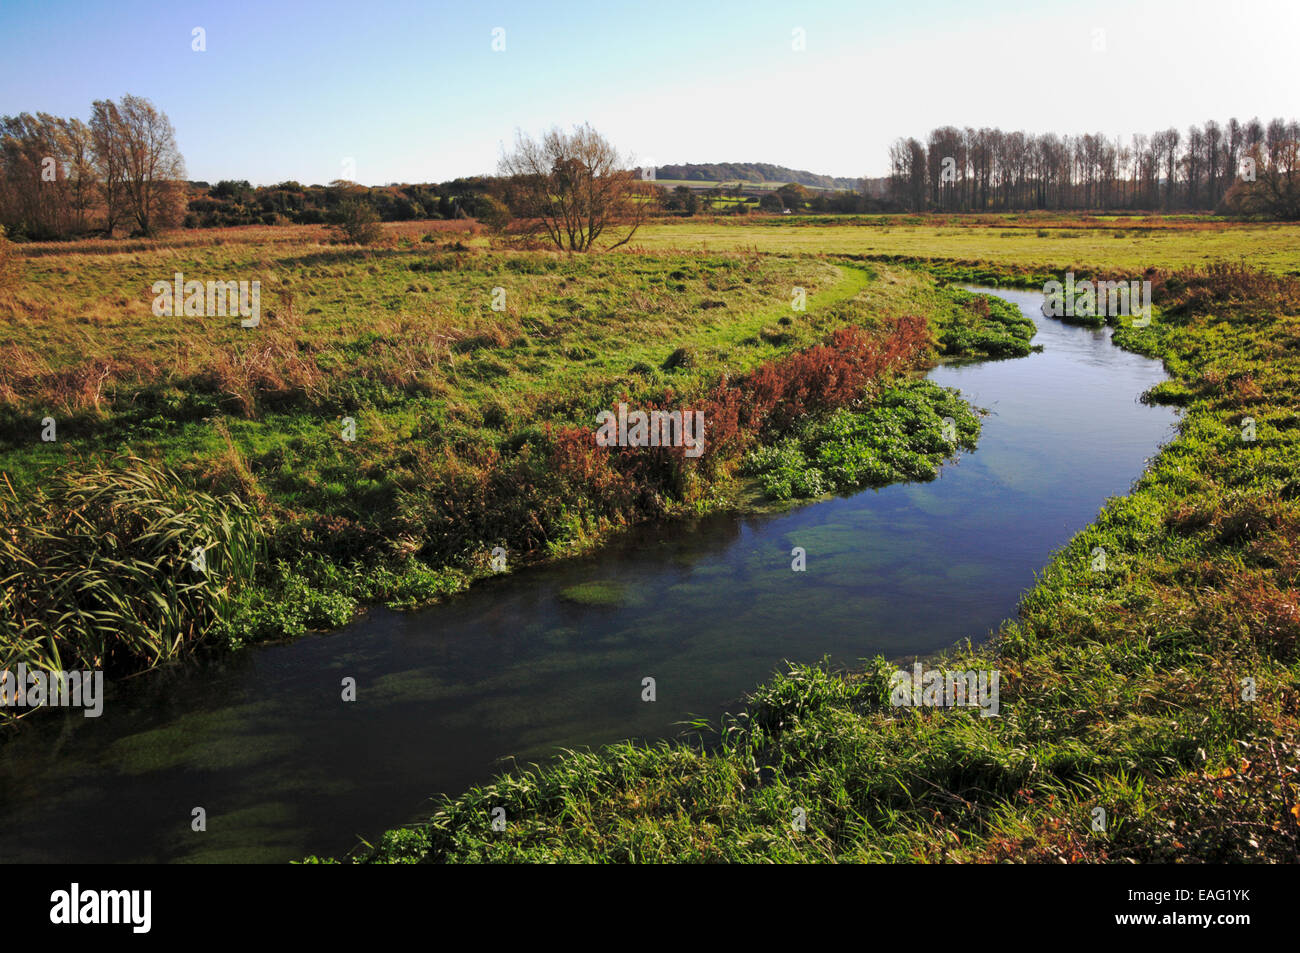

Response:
(662, 346), (696, 370)
(331, 197), (383, 244)
(472, 195), (512, 232)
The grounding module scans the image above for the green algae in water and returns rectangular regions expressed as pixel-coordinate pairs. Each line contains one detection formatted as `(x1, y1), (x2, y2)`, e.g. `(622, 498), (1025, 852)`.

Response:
(558, 580), (638, 607)
(102, 704), (296, 776)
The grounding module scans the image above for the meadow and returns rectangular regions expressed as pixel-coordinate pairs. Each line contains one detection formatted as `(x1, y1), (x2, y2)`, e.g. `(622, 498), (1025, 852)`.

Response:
(16, 212), (1300, 273)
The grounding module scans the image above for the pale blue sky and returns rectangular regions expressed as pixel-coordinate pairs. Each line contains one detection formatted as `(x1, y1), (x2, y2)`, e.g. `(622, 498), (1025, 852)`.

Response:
(2, 0), (1296, 186)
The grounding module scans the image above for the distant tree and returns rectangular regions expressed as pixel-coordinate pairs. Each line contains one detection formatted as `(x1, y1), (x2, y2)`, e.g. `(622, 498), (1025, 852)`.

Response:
(888, 137), (928, 211)
(0, 112), (100, 239)
(211, 179), (254, 202)
(1224, 129), (1300, 219)
(758, 191), (784, 212)
(1158, 128), (1181, 209)
(776, 182), (810, 209)
(331, 196), (382, 243)
(498, 123), (650, 251)
(59, 118), (97, 233)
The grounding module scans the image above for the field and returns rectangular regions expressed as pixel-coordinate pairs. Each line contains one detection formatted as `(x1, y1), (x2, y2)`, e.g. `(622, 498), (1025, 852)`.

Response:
(631, 216), (1300, 275)
(15, 214), (1298, 274)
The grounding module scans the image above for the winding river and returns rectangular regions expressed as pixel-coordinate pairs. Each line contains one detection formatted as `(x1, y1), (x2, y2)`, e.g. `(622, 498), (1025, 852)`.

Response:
(0, 287), (1179, 863)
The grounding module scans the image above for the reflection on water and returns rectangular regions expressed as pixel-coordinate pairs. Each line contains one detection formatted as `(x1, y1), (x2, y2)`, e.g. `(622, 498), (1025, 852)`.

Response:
(0, 288), (1178, 863)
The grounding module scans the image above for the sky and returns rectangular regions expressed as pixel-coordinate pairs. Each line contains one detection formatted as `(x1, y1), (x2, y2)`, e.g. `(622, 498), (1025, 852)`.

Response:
(1, 0), (1297, 187)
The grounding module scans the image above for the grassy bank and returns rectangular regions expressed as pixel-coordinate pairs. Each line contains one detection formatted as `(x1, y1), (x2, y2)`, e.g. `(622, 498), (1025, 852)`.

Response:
(339, 261), (1300, 864)
(1, 235), (1018, 721)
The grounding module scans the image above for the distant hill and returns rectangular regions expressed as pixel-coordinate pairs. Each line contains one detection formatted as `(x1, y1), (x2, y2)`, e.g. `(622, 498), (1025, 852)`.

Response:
(654, 162), (863, 191)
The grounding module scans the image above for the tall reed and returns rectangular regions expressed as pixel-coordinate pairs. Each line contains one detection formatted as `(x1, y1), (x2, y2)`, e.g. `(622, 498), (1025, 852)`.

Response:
(1, 458), (262, 723)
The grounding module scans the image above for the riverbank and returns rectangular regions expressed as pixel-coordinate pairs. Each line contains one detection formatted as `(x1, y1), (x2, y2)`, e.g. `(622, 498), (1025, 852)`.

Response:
(342, 262), (1300, 863)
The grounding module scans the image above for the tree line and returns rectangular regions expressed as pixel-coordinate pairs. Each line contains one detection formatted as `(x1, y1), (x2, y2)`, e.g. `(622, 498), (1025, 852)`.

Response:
(0, 94), (506, 242)
(9, 100), (1300, 247)
(0, 95), (186, 240)
(888, 119), (1300, 218)
(656, 162), (862, 191)
(185, 178), (503, 229)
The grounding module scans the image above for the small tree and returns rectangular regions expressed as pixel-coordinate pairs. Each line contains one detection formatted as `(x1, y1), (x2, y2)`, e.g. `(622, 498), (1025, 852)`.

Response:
(498, 123), (649, 251)
(331, 197), (382, 243)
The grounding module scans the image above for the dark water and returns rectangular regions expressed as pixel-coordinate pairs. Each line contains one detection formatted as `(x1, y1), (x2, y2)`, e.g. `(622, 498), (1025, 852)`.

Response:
(0, 288), (1178, 863)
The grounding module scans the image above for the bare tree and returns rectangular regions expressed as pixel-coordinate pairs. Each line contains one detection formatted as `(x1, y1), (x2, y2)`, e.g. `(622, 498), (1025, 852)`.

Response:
(57, 117), (97, 234)
(90, 99), (127, 235)
(498, 124), (650, 251)
(0, 113), (56, 237)
(96, 95), (186, 236)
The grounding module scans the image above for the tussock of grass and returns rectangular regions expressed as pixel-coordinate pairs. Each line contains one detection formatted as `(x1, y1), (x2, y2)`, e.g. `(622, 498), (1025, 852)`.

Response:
(0, 459), (261, 723)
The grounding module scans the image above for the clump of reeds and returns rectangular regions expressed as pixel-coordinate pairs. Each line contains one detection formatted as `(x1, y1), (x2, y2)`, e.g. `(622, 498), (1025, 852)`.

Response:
(0, 458), (263, 691)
